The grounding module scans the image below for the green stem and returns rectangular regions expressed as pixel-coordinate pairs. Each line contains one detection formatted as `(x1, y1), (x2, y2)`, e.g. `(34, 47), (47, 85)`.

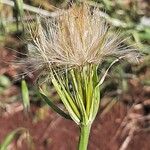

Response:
(78, 124), (91, 150)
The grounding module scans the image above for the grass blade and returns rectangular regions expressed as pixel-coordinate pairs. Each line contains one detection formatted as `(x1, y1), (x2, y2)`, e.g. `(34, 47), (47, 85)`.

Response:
(40, 92), (72, 120)
(13, 0), (24, 31)
(21, 79), (30, 112)
(0, 128), (25, 150)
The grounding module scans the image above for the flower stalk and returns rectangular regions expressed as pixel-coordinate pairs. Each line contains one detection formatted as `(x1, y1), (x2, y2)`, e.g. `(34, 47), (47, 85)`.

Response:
(78, 124), (91, 150)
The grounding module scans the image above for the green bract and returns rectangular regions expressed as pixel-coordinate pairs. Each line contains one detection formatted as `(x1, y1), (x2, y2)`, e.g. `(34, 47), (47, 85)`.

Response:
(51, 65), (100, 126)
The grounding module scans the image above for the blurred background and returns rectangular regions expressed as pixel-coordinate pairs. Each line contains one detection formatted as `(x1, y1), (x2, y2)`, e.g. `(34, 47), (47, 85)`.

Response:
(0, 0), (150, 150)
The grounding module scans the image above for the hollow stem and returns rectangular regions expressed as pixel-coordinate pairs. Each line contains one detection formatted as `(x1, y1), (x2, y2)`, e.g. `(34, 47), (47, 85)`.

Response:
(78, 124), (91, 150)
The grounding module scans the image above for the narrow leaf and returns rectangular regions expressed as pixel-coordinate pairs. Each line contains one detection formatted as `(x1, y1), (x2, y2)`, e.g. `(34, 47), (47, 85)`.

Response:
(40, 93), (72, 120)
(21, 79), (30, 112)
(0, 128), (25, 150)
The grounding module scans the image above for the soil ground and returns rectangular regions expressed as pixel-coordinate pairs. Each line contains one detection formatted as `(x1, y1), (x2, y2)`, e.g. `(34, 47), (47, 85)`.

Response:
(0, 100), (149, 150)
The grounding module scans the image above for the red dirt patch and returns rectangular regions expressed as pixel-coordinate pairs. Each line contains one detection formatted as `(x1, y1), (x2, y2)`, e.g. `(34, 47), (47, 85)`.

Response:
(0, 100), (149, 150)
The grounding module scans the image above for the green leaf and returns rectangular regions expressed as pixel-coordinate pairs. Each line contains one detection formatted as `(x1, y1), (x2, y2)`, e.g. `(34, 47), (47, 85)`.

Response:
(13, 0), (24, 18)
(0, 128), (25, 150)
(21, 80), (30, 112)
(13, 0), (24, 31)
(39, 92), (72, 120)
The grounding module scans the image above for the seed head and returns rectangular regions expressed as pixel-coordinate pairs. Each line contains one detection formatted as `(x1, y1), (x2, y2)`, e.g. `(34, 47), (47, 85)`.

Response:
(19, 3), (140, 125)
(23, 3), (139, 79)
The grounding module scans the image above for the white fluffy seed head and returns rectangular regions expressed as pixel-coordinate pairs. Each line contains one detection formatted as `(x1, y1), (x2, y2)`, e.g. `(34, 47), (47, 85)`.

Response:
(23, 3), (139, 78)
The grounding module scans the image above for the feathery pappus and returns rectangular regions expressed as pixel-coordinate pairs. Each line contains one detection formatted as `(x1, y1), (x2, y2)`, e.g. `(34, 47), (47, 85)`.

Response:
(21, 3), (139, 79)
